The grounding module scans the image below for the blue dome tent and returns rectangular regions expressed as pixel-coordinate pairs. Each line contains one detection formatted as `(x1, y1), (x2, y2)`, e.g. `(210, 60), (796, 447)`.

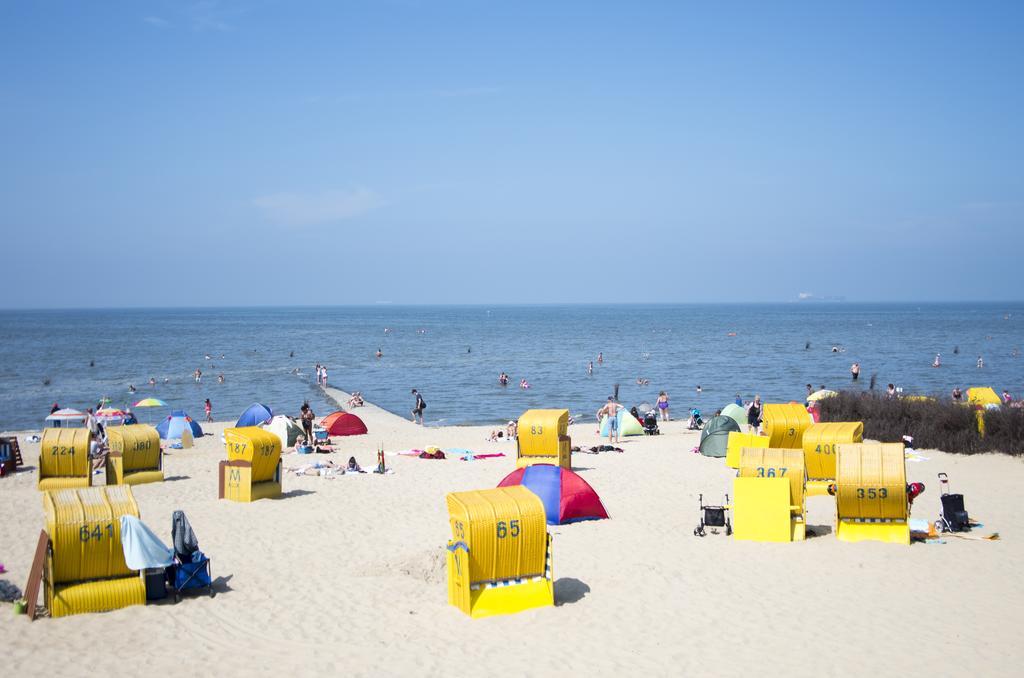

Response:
(236, 402), (274, 428)
(156, 410), (204, 440)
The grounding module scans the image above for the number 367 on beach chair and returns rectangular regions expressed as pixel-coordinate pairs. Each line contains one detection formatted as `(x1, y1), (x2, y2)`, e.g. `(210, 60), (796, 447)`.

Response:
(445, 487), (554, 618)
(732, 448), (807, 542)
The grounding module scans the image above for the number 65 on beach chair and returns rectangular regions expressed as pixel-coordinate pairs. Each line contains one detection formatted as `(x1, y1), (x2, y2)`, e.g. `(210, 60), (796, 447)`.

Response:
(516, 409), (571, 469)
(732, 448), (807, 542)
(445, 487), (554, 618)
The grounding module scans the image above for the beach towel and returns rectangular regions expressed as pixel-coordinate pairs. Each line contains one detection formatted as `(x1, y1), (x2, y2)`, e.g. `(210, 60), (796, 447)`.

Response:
(172, 510), (199, 561)
(459, 452), (506, 461)
(120, 515), (174, 570)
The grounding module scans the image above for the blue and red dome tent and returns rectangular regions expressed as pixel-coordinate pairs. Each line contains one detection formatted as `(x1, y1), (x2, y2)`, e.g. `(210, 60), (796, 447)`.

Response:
(497, 464), (609, 525)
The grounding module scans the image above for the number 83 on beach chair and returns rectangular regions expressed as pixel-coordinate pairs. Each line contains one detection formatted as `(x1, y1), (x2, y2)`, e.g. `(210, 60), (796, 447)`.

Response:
(445, 487), (554, 618)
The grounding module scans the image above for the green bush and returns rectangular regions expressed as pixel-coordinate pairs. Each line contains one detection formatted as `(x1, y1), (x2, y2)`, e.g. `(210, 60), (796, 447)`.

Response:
(817, 391), (1023, 456)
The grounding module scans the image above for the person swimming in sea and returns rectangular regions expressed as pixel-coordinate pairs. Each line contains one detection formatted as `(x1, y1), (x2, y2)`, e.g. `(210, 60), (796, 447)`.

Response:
(376, 348), (383, 358)
(520, 378), (530, 389)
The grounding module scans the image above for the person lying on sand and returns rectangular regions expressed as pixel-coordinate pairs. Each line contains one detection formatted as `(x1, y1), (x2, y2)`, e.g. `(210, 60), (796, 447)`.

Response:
(347, 457), (365, 473)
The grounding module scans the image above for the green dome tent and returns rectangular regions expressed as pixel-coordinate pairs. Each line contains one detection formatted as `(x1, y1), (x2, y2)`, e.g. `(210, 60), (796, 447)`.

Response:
(721, 403), (746, 430)
(699, 415), (742, 457)
(599, 409), (644, 437)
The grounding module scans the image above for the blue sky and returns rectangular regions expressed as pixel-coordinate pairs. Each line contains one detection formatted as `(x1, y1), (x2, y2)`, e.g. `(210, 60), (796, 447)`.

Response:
(1, 1), (1022, 307)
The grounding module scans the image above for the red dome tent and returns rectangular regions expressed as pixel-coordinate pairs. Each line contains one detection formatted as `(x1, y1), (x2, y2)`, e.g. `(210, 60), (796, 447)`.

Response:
(320, 411), (368, 436)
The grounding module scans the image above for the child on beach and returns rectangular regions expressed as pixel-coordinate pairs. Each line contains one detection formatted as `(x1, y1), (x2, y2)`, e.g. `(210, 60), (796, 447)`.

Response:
(204, 398), (213, 422)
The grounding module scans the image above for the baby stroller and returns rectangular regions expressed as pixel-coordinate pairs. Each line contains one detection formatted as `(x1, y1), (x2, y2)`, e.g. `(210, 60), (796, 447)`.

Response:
(168, 510), (214, 602)
(643, 411), (660, 435)
(694, 493), (731, 537)
(687, 408), (704, 431)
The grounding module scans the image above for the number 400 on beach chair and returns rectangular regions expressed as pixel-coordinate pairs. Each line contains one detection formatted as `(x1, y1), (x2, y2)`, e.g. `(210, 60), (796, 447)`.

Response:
(445, 487), (554, 618)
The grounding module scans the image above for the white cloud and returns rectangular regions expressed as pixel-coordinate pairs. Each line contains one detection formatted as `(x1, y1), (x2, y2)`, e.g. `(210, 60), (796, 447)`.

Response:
(253, 187), (384, 226)
(143, 16), (170, 27)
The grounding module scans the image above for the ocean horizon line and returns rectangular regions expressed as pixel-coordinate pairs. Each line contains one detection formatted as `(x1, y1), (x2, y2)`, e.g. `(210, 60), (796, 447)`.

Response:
(1, 299), (1021, 313)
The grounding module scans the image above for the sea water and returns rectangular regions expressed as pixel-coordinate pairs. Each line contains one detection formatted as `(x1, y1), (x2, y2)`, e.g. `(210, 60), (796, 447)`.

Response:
(0, 303), (1020, 431)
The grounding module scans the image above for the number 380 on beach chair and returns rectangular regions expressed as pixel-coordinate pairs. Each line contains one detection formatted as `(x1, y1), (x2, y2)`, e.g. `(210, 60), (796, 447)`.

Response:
(445, 487), (554, 618)
(732, 448), (807, 542)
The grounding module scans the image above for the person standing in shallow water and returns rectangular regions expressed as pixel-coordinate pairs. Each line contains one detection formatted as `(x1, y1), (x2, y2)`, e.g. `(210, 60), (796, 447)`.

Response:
(850, 363), (860, 381)
(656, 391), (670, 421)
(411, 389), (426, 425)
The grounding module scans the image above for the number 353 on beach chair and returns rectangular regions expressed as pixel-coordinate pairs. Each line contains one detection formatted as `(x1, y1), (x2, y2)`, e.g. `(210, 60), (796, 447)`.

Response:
(445, 487), (554, 618)
(732, 448), (807, 542)
(833, 442), (910, 545)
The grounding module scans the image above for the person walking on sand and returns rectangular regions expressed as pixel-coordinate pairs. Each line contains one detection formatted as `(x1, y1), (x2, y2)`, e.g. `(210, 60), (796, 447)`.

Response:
(300, 402), (315, 442)
(851, 363), (860, 381)
(411, 389), (426, 425)
(656, 391), (670, 421)
(746, 395), (762, 434)
(204, 398), (213, 422)
(596, 397), (623, 444)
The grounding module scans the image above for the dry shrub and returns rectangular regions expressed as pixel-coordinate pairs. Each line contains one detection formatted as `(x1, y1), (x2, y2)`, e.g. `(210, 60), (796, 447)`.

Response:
(817, 391), (1023, 456)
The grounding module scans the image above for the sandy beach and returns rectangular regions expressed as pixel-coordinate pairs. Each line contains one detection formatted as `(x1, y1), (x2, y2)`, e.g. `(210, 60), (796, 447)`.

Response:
(2, 388), (1024, 677)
